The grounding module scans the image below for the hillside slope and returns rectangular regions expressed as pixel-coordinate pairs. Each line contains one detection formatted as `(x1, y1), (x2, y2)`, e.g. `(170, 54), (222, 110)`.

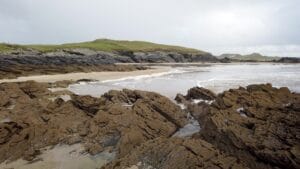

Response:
(0, 39), (206, 54)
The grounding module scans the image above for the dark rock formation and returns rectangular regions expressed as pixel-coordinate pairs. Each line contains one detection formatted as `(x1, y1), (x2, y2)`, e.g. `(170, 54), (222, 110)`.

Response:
(277, 57), (300, 63)
(0, 49), (218, 79)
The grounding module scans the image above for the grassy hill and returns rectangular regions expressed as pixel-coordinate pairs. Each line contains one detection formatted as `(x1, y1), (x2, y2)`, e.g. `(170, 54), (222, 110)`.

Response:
(0, 39), (206, 54)
(219, 53), (280, 61)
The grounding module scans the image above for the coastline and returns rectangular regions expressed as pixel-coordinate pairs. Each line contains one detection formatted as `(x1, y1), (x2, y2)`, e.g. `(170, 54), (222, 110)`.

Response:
(0, 62), (298, 84)
(0, 66), (172, 83)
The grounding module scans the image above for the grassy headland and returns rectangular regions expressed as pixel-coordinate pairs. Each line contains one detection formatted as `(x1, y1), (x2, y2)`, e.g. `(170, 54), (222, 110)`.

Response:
(0, 39), (206, 54)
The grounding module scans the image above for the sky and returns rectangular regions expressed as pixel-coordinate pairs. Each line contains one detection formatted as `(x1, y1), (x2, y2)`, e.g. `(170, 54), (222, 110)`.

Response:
(0, 0), (299, 57)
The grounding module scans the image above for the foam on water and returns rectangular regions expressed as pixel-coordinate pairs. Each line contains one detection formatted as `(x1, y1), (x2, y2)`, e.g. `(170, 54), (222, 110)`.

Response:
(69, 63), (300, 98)
(100, 68), (188, 83)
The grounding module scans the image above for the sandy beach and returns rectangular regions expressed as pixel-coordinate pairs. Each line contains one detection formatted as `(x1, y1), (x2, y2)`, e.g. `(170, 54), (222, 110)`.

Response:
(0, 66), (171, 83)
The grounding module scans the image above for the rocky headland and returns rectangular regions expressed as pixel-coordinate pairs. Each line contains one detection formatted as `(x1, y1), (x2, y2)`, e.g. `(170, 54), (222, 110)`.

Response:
(0, 80), (299, 169)
(0, 50), (216, 79)
(0, 40), (218, 79)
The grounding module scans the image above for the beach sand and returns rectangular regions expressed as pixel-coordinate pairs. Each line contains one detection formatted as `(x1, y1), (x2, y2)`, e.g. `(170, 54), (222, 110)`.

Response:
(0, 66), (171, 83)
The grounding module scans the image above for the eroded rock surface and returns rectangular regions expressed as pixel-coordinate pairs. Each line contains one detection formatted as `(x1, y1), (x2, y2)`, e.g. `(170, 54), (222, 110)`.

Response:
(1, 81), (299, 169)
(0, 49), (217, 79)
(0, 81), (187, 164)
(102, 137), (249, 169)
(182, 84), (300, 169)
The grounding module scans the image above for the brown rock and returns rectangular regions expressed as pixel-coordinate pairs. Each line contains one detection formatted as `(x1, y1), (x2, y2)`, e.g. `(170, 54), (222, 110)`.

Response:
(0, 81), (188, 164)
(71, 94), (102, 116)
(198, 84), (300, 169)
(0, 91), (9, 107)
(186, 87), (217, 100)
(87, 89), (188, 157)
(102, 137), (249, 169)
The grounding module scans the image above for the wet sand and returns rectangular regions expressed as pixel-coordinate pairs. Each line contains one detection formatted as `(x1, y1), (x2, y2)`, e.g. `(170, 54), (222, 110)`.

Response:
(0, 66), (171, 83)
(0, 144), (115, 169)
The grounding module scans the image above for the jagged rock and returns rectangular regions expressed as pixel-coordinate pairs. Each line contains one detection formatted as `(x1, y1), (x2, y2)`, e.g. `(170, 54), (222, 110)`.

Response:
(2, 81), (298, 169)
(175, 86), (216, 123)
(175, 87), (216, 106)
(197, 84), (300, 169)
(71, 94), (102, 116)
(0, 81), (188, 164)
(0, 49), (218, 79)
(102, 137), (249, 169)
(18, 81), (50, 98)
(186, 87), (216, 100)
(86, 89), (188, 156)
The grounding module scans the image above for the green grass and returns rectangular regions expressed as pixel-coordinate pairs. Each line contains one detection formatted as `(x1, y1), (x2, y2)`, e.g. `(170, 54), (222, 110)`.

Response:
(0, 43), (28, 53)
(0, 39), (206, 54)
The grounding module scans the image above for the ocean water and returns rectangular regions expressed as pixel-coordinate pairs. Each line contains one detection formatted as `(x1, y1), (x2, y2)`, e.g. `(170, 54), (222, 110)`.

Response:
(69, 63), (300, 99)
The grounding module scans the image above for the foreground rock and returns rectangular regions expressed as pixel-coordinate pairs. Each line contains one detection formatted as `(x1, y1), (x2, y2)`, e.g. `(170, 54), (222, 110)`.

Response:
(1, 81), (299, 169)
(175, 86), (216, 103)
(102, 137), (249, 169)
(178, 84), (300, 169)
(0, 81), (187, 164)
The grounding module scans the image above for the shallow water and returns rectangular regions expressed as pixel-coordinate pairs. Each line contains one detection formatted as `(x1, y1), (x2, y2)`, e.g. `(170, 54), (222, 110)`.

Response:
(69, 63), (300, 98)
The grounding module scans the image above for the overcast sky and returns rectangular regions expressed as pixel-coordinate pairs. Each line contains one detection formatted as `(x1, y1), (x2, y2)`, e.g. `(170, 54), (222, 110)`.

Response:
(1, 0), (299, 57)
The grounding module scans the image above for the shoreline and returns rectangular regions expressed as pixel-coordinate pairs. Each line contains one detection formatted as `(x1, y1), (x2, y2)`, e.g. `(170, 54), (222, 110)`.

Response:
(0, 62), (298, 84)
(0, 66), (172, 83)
(117, 62), (300, 66)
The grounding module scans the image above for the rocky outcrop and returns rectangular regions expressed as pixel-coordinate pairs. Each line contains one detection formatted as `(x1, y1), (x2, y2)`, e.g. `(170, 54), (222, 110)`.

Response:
(0, 62), (146, 79)
(1, 49), (218, 65)
(277, 57), (300, 63)
(1, 81), (299, 169)
(80, 89), (188, 157)
(175, 86), (216, 105)
(0, 49), (218, 79)
(102, 137), (249, 169)
(180, 84), (300, 169)
(184, 86), (216, 101)
(0, 81), (188, 163)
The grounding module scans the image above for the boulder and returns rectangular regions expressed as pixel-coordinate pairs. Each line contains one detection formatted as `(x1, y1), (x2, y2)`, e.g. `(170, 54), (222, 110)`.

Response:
(186, 87), (217, 100)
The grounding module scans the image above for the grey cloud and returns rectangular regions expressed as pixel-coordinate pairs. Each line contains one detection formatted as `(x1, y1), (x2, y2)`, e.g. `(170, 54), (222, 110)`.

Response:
(0, 0), (299, 57)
